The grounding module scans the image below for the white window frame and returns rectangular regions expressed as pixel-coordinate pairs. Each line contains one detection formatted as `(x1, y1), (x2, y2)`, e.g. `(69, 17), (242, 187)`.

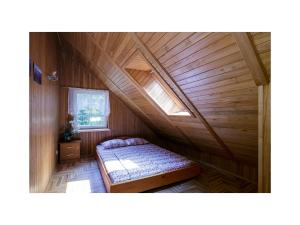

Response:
(68, 88), (110, 131)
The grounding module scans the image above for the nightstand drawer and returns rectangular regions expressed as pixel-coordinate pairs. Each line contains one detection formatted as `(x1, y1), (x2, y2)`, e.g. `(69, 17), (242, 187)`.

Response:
(61, 151), (80, 160)
(60, 141), (81, 162)
(60, 144), (79, 152)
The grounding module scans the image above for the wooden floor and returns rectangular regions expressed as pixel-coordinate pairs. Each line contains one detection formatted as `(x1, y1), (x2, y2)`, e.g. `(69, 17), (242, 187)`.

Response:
(45, 157), (257, 193)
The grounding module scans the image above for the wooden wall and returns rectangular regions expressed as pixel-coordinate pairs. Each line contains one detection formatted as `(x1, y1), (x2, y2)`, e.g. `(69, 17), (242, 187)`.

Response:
(249, 32), (271, 76)
(158, 137), (257, 182)
(58, 49), (157, 156)
(137, 32), (258, 164)
(29, 33), (59, 192)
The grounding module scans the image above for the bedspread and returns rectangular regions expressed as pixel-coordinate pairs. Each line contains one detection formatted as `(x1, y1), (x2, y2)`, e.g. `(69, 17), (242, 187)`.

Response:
(96, 143), (195, 184)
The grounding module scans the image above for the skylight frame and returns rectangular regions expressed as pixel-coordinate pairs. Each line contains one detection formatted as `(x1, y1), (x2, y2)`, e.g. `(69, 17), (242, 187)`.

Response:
(123, 50), (193, 117)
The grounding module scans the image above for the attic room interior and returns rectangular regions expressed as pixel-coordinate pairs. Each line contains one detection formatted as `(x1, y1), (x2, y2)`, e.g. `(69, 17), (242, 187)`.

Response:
(29, 32), (271, 193)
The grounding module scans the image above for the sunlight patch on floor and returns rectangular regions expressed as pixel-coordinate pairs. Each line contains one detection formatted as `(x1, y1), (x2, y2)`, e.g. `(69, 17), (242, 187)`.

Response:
(66, 180), (91, 193)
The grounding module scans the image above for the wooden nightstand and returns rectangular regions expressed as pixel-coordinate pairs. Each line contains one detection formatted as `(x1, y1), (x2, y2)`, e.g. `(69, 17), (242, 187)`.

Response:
(59, 140), (81, 163)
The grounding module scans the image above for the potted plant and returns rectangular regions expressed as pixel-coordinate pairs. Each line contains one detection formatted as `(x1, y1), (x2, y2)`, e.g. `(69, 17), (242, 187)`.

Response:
(63, 114), (79, 142)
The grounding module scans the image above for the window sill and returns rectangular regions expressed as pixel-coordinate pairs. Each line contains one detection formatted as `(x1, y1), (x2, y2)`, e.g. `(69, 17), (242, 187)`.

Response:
(78, 128), (110, 133)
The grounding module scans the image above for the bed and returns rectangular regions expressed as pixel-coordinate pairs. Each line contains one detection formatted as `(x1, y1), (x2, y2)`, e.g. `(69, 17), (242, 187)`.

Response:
(96, 137), (201, 193)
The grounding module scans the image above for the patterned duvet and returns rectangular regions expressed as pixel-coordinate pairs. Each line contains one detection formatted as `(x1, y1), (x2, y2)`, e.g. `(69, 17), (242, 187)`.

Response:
(97, 143), (195, 184)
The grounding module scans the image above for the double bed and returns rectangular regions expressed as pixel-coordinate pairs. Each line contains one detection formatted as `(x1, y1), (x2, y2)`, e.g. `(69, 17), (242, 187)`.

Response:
(96, 137), (201, 193)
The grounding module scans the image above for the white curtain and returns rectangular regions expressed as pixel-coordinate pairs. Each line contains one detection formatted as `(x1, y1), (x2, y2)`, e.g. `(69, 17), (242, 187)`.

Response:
(68, 88), (110, 128)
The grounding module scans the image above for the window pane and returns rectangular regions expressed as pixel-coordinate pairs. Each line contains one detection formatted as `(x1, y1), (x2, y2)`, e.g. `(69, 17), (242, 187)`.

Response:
(70, 89), (109, 129)
(126, 70), (190, 116)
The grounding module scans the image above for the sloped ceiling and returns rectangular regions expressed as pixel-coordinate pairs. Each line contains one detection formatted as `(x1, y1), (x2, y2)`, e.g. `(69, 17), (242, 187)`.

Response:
(58, 32), (271, 166)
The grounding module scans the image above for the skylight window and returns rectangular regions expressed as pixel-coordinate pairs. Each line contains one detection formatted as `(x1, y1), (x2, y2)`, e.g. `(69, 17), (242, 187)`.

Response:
(124, 52), (190, 116)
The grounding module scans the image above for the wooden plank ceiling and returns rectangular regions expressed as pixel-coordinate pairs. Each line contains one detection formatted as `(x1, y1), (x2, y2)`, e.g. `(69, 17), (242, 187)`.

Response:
(59, 32), (271, 166)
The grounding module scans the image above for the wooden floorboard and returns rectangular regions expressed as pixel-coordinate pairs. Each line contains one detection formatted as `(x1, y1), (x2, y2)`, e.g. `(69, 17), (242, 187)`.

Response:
(45, 157), (257, 193)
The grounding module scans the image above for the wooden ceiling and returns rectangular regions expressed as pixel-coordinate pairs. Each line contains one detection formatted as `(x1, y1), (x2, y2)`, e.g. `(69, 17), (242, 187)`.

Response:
(58, 32), (271, 166)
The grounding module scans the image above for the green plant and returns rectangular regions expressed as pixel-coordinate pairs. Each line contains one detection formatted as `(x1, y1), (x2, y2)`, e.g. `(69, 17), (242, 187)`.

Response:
(63, 114), (78, 141)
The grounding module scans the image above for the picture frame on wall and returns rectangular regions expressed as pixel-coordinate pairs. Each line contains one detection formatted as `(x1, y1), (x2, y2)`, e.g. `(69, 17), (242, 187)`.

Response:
(33, 63), (42, 84)
(29, 58), (32, 76)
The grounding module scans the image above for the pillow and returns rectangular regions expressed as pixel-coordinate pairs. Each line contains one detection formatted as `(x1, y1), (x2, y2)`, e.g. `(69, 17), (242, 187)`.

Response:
(101, 139), (127, 149)
(125, 138), (149, 146)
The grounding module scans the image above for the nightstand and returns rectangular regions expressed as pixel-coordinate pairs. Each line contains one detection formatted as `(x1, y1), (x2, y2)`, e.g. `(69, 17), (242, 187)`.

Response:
(59, 140), (81, 163)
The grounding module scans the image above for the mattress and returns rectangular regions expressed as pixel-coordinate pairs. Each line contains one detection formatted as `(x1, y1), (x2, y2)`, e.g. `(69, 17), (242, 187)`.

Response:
(96, 143), (195, 184)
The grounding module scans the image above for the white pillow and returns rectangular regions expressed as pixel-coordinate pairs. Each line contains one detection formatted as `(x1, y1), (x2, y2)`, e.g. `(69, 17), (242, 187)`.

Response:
(101, 139), (127, 149)
(125, 138), (149, 146)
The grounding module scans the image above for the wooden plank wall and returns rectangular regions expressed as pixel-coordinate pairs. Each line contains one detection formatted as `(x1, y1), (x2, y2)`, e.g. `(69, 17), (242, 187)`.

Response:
(136, 32), (260, 182)
(58, 49), (157, 156)
(29, 33), (59, 192)
(249, 32), (271, 76)
(139, 32), (258, 164)
(158, 137), (257, 182)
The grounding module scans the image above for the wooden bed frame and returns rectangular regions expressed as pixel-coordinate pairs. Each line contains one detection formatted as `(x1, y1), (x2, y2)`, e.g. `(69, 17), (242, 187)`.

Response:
(95, 138), (201, 193)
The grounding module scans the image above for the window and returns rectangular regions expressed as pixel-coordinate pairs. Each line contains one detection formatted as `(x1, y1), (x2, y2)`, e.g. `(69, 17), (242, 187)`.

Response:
(68, 88), (110, 130)
(125, 51), (191, 116)
(143, 78), (190, 116)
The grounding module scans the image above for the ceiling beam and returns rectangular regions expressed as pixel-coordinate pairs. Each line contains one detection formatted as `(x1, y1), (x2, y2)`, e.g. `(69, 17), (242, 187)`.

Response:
(232, 32), (270, 86)
(130, 32), (236, 160)
(258, 84), (271, 193)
